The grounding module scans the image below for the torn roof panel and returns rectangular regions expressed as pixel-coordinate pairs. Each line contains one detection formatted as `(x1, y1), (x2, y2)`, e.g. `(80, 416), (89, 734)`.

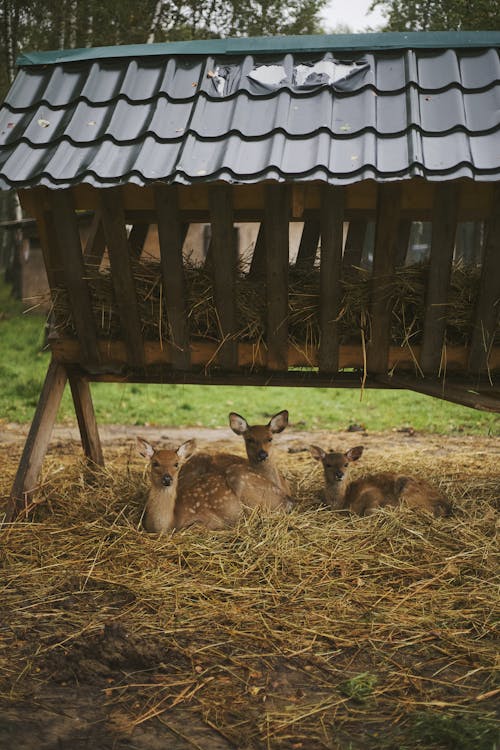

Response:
(0, 32), (499, 189)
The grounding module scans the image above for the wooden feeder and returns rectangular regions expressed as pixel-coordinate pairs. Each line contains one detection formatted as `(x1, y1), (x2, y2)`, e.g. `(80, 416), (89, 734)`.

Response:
(1, 31), (499, 518)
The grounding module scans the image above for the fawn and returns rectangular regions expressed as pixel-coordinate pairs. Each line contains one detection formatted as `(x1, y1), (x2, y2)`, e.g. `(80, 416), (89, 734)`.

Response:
(310, 444), (451, 517)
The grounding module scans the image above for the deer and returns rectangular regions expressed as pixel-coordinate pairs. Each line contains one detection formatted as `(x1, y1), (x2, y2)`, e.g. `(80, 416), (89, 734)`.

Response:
(138, 411), (293, 532)
(309, 444), (451, 517)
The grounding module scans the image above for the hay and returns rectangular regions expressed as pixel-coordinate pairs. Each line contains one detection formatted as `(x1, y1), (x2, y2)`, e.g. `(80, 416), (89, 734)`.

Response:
(1, 438), (499, 747)
(49, 259), (491, 350)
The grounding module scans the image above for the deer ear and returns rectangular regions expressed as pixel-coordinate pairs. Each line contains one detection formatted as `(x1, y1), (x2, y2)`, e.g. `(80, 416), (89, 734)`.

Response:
(309, 445), (326, 462)
(269, 410), (289, 433)
(229, 412), (248, 435)
(137, 437), (155, 459)
(346, 445), (364, 462)
(177, 439), (196, 460)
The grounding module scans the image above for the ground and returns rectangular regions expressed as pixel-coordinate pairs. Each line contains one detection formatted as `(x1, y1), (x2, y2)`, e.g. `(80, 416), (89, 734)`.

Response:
(1, 424), (499, 750)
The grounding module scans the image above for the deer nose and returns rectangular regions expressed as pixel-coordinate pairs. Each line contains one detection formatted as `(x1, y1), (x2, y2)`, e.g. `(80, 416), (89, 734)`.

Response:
(257, 449), (268, 462)
(334, 470), (344, 481)
(162, 474), (172, 487)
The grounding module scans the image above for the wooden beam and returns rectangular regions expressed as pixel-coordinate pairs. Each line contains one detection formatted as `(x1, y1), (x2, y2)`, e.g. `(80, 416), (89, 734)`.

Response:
(367, 184), (402, 373)
(469, 186), (500, 374)
(155, 185), (191, 371)
(100, 188), (145, 367)
(83, 209), (106, 267)
(49, 190), (101, 369)
(377, 374), (500, 413)
(295, 218), (320, 270)
(394, 219), (412, 266)
(128, 223), (150, 258)
(208, 185), (238, 369)
(248, 224), (266, 279)
(265, 185), (290, 371)
(6, 360), (68, 520)
(420, 184), (459, 375)
(319, 186), (344, 373)
(68, 373), (104, 466)
(342, 220), (366, 270)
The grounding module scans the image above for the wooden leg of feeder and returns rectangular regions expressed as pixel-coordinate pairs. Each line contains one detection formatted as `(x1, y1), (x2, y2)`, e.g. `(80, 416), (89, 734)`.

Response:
(6, 360), (68, 521)
(68, 372), (104, 466)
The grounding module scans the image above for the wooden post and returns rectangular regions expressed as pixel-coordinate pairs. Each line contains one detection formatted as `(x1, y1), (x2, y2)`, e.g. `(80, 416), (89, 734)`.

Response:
(128, 223), (149, 258)
(209, 185), (238, 369)
(6, 360), (67, 520)
(155, 185), (191, 371)
(100, 188), (145, 367)
(342, 220), (366, 270)
(265, 185), (290, 371)
(83, 209), (106, 267)
(68, 372), (104, 466)
(248, 224), (266, 279)
(295, 218), (320, 271)
(394, 219), (412, 266)
(367, 184), (402, 373)
(420, 184), (459, 375)
(468, 186), (500, 374)
(319, 186), (344, 373)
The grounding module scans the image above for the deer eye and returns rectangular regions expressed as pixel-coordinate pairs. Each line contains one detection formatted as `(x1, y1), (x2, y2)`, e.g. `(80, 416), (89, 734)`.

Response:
(268, 437), (273, 442)
(246, 437), (256, 445)
(174, 462), (179, 468)
(152, 460), (160, 468)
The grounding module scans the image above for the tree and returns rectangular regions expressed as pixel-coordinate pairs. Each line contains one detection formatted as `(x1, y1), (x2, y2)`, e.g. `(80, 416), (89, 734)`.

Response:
(371, 0), (500, 31)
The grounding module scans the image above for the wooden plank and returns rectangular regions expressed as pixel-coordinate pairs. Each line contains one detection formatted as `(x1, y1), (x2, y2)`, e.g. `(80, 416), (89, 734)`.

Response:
(367, 184), (403, 373)
(265, 185), (290, 371)
(68, 372), (104, 466)
(342, 220), (366, 269)
(295, 218), (320, 270)
(154, 185), (191, 371)
(208, 185), (238, 369)
(319, 186), (344, 373)
(49, 190), (101, 369)
(7, 360), (68, 520)
(248, 224), (266, 279)
(394, 219), (412, 266)
(83, 209), (106, 267)
(99, 188), (145, 367)
(420, 184), (459, 374)
(468, 186), (500, 373)
(377, 374), (500, 413)
(128, 223), (149, 258)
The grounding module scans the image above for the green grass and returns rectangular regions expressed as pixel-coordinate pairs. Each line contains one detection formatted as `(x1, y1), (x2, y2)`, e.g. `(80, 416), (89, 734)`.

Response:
(0, 279), (499, 433)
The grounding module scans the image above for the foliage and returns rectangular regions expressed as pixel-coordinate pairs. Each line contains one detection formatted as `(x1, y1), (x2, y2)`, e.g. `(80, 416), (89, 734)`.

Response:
(340, 673), (378, 703)
(406, 711), (500, 750)
(371, 0), (500, 32)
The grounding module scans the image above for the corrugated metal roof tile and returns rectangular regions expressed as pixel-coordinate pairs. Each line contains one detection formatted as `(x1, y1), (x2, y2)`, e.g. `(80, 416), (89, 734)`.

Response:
(0, 33), (499, 189)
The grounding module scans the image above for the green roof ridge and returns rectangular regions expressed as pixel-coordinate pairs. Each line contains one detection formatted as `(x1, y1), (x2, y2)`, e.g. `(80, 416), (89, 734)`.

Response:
(16, 30), (500, 67)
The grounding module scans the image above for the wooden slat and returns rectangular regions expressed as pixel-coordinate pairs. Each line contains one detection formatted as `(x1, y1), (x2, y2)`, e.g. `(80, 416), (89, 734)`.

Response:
(209, 185), (238, 369)
(342, 220), (366, 269)
(295, 218), (320, 270)
(49, 190), (101, 369)
(154, 185), (191, 371)
(319, 186), (345, 373)
(128, 223), (149, 258)
(7, 360), (67, 520)
(377, 374), (500, 413)
(420, 184), (459, 374)
(265, 185), (290, 371)
(68, 372), (104, 466)
(83, 209), (106, 267)
(248, 224), (266, 279)
(468, 186), (500, 373)
(99, 188), (145, 367)
(367, 184), (403, 373)
(394, 219), (412, 266)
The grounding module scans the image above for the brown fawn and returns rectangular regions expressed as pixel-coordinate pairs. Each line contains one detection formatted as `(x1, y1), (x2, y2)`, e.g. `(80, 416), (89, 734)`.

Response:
(310, 444), (451, 517)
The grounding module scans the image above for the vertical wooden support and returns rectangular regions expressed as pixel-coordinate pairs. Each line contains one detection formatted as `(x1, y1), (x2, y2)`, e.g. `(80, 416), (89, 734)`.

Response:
(49, 190), (101, 369)
(128, 223), (149, 258)
(155, 185), (191, 371)
(68, 372), (104, 466)
(319, 186), (345, 373)
(420, 184), (459, 375)
(83, 209), (106, 267)
(342, 220), (366, 270)
(468, 186), (500, 373)
(248, 224), (266, 279)
(394, 220), (412, 266)
(100, 188), (145, 367)
(295, 218), (320, 270)
(367, 184), (402, 374)
(209, 185), (238, 369)
(6, 360), (67, 520)
(265, 185), (289, 371)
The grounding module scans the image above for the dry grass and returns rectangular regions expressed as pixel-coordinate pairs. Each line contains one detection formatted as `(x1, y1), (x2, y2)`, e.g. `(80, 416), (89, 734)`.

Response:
(1, 438), (499, 749)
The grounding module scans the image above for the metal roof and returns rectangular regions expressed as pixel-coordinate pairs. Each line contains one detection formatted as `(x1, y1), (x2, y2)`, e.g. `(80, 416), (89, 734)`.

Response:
(0, 32), (499, 189)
